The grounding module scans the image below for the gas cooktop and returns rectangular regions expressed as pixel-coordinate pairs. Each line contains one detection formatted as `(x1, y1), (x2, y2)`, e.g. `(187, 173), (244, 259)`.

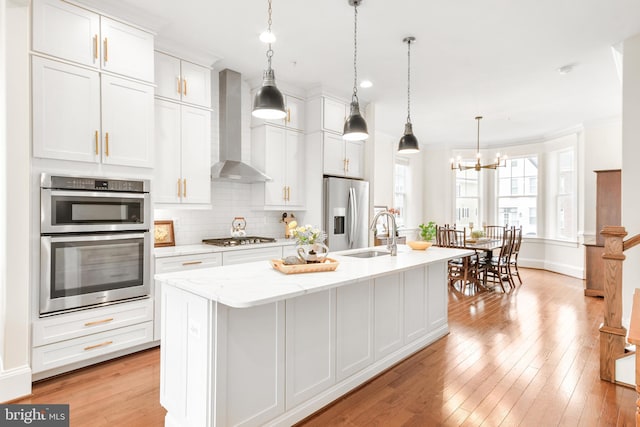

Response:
(202, 236), (277, 247)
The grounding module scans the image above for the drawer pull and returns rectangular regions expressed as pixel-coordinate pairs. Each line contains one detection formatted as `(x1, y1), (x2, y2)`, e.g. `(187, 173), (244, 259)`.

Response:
(182, 261), (203, 266)
(84, 317), (114, 327)
(84, 340), (113, 351)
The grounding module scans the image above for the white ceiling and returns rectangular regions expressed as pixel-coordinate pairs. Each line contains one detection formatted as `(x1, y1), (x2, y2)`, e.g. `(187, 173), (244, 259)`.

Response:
(76, 0), (640, 148)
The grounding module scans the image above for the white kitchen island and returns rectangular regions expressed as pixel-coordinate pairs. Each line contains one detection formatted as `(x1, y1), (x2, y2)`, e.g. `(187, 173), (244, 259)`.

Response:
(155, 245), (472, 427)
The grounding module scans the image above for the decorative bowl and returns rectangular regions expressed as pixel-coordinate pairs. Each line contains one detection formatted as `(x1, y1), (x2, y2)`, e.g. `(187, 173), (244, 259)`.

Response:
(407, 241), (433, 251)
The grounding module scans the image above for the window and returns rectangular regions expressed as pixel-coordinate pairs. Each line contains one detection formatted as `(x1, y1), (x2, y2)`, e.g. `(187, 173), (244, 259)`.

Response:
(455, 167), (479, 228)
(498, 156), (538, 235)
(393, 159), (409, 227)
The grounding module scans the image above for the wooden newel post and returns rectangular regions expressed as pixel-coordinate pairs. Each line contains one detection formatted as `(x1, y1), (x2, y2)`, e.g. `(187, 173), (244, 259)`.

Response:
(599, 226), (628, 382)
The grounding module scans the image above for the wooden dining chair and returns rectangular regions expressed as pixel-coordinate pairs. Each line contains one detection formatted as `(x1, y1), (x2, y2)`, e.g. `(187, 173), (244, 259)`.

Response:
(441, 228), (482, 292)
(484, 225), (505, 240)
(484, 227), (515, 291)
(509, 226), (523, 285)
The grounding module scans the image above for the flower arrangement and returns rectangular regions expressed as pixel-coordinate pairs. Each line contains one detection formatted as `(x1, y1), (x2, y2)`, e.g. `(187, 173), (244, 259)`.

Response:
(288, 221), (327, 246)
(471, 229), (485, 239)
(418, 221), (437, 241)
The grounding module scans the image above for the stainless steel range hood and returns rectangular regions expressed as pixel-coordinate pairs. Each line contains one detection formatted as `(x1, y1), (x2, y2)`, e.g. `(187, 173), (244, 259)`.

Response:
(211, 69), (271, 183)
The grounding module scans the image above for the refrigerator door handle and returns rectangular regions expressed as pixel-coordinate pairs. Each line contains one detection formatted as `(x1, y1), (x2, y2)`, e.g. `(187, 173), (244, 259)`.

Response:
(348, 187), (357, 248)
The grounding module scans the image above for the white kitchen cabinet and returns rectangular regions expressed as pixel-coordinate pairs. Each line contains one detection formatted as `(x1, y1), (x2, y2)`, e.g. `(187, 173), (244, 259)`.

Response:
(32, 56), (154, 167)
(323, 133), (365, 179)
(155, 51), (211, 108)
(222, 246), (283, 266)
(285, 289), (336, 408)
(336, 279), (374, 381)
(323, 97), (347, 134)
(32, 56), (101, 163)
(32, 0), (154, 83)
(251, 92), (305, 132)
(101, 74), (154, 167)
(374, 273), (404, 360)
(31, 298), (154, 375)
(403, 267), (429, 343)
(154, 252), (222, 340)
(155, 99), (211, 204)
(427, 261), (448, 331)
(252, 125), (305, 210)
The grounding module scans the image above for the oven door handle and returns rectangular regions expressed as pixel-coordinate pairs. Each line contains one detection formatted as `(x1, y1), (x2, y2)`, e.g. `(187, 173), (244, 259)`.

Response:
(44, 189), (147, 199)
(45, 232), (148, 243)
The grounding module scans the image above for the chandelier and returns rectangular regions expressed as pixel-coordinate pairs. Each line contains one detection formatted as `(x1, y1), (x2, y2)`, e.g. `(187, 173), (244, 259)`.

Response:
(450, 116), (506, 171)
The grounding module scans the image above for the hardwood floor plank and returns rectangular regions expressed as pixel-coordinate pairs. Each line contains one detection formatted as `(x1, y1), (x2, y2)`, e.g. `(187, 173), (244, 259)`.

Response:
(7, 268), (636, 427)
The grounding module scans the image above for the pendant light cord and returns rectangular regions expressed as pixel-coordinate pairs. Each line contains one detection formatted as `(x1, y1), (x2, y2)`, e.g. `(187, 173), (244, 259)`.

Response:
(476, 116), (481, 160)
(406, 39), (412, 124)
(352, 2), (359, 103)
(266, 0), (274, 71)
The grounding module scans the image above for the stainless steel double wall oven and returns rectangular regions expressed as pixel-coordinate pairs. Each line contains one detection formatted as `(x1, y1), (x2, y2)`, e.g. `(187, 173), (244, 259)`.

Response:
(40, 174), (151, 316)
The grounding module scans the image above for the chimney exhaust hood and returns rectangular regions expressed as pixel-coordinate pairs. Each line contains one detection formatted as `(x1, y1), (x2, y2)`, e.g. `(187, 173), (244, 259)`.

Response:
(211, 69), (271, 183)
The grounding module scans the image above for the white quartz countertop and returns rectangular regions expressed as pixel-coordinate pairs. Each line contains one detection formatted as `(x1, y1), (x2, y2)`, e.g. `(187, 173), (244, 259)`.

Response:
(154, 238), (296, 258)
(154, 245), (473, 308)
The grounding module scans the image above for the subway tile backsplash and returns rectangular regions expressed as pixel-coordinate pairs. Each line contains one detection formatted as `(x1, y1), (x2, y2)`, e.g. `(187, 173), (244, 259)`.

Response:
(154, 181), (304, 245)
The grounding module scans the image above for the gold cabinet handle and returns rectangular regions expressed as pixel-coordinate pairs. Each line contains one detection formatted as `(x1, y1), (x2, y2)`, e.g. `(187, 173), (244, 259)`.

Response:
(346, 158), (350, 172)
(177, 179), (182, 198)
(94, 130), (99, 155)
(287, 186), (291, 201)
(93, 35), (98, 60)
(84, 340), (113, 351)
(182, 261), (203, 266)
(177, 77), (182, 95)
(84, 317), (114, 327)
(283, 186), (287, 201)
(103, 37), (108, 63)
(343, 158), (348, 173)
(183, 79), (187, 96)
(287, 108), (291, 123)
(183, 179), (187, 198)
(105, 132), (109, 156)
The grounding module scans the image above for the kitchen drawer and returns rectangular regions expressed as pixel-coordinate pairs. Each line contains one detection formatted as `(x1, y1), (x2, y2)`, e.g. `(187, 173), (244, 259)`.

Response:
(222, 246), (283, 266)
(33, 298), (153, 347)
(32, 321), (153, 373)
(155, 252), (222, 274)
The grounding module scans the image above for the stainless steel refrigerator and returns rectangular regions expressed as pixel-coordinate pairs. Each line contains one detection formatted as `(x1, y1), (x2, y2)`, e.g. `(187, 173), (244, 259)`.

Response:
(324, 177), (369, 251)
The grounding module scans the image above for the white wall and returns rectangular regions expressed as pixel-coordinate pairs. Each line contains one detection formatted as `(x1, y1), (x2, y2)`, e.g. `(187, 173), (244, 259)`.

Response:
(622, 33), (640, 328)
(422, 146), (455, 226)
(0, 0), (31, 402)
(0, 0), (6, 375)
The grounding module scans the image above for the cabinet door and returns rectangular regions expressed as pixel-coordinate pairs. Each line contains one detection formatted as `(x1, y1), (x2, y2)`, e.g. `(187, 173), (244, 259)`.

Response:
(403, 267), (428, 343)
(154, 99), (182, 203)
(374, 273), (404, 360)
(345, 140), (365, 178)
(32, 56), (101, 163)
(285, 130), (305, 208)
(101, 75), (154, 167)
(323, 97), (347, 134)
(32, 0), (100, 68)
(181, 106), (212, 204)
(323, 133), (346, 177)
(263, 126), (288, 207)
(427, 262), (448, 331)
(154, 51), (181, 102)
(181, 60), (211, 108)
(100, 16), (154, 83)
(285, 289), (335, 408)
(336, 279), (373, 381)
(284, 94), (305, 131)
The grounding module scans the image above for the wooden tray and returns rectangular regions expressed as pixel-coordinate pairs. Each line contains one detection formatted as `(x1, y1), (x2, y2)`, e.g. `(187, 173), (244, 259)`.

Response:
(270, 258), (339, 274)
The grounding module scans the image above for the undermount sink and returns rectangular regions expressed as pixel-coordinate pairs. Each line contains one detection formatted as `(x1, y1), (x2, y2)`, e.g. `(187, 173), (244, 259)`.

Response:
(343, 250), (391, 258)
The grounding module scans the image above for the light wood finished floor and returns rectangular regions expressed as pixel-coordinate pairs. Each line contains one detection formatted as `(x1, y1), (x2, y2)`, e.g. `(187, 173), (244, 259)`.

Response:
(11, 268), (636, 426)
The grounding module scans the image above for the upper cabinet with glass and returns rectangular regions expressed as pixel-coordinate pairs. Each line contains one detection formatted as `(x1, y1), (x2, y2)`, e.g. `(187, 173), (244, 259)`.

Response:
(32, 0), (154, 83)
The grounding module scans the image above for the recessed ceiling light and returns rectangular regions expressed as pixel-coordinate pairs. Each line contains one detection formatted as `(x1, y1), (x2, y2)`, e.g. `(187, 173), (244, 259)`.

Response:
(360, 80), (373, 88)
(259, 30), (276, 44)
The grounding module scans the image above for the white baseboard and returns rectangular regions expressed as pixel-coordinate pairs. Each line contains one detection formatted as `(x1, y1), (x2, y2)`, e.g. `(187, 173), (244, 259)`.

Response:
(0, 364), (31, 402)
(519, 258), (583, 279)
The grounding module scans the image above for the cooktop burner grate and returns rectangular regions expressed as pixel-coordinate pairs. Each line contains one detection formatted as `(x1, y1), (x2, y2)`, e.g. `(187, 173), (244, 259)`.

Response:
(202, 236), (277, 247)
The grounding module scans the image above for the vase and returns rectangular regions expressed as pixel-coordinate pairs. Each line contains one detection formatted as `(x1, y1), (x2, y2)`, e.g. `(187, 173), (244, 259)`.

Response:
(296, 242), (329, 264)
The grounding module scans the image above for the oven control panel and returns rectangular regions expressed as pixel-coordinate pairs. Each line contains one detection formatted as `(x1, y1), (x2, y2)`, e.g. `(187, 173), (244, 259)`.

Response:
(44, 175), (148, 193)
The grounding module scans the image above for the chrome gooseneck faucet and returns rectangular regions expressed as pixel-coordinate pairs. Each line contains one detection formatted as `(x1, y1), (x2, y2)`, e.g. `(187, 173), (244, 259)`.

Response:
(370, 210), (398, 256)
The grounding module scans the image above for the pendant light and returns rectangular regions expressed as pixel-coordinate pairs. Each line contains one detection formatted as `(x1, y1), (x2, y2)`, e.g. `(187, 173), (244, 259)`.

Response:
(343, 0), (368, 141)
(252, 0), (287, 120)
(398, 36), (419, 154)
(450, 116), (507, 171)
